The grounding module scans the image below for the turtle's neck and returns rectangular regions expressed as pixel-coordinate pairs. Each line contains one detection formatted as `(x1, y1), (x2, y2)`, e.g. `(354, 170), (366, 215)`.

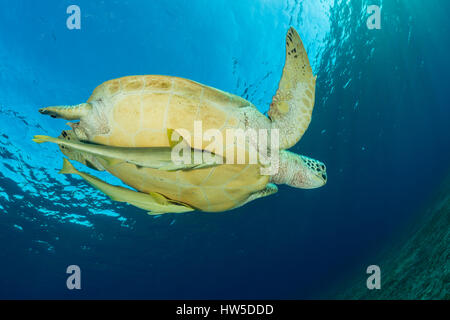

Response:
(271, 150), (302, 186)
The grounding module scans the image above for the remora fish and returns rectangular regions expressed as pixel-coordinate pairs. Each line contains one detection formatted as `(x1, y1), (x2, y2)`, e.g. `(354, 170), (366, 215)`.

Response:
(33, 133), (219, 171)
(58, 158), (193, 215)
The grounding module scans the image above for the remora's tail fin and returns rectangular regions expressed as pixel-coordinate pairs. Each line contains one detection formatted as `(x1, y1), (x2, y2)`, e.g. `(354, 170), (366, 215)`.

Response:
(32, 135), (57, 144)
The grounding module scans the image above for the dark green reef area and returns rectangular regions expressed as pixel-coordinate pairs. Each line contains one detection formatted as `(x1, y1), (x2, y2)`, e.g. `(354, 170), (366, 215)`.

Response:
(338, 172), (449, 300)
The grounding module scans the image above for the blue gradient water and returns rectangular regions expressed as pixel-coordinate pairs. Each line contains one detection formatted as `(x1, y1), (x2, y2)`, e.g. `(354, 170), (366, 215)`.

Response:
(0, 0), (449, 298)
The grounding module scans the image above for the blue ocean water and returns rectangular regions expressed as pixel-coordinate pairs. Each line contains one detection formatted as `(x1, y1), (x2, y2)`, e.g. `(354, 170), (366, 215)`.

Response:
(0, 0), (449, 299)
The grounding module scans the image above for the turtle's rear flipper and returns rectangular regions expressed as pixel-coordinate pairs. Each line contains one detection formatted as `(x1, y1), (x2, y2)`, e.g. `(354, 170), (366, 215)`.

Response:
(39, 103), (92, 120)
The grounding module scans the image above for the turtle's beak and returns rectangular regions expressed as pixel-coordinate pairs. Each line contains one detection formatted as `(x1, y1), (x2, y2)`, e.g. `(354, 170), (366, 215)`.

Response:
(311, 173), (327, 188)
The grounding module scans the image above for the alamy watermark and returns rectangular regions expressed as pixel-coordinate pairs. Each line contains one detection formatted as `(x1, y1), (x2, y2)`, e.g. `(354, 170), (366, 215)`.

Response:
(66, 5), (81, 30)
(367, 5), (381, 30)
(169, 121), (280, 175)
(66, 265), (81, 290)
(66, 4), (380, 31)
(366, 265), (381, 290)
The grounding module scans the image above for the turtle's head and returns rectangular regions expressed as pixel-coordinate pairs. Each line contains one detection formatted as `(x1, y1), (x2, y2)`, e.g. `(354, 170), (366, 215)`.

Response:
(298, 155), (327, 188)
(271, 150), (327, 189)
(58, 130), (104, 171)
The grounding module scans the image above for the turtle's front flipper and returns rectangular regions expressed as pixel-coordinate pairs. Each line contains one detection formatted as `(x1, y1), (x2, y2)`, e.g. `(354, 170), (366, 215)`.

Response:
(238, 183), (278, 208)
(39, 103), (92, 120)
(59, 158), (194, 214)
(269, 27), (316, 149)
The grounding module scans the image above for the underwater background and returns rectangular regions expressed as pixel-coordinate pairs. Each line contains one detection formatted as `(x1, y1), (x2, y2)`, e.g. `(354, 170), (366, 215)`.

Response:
(0, 0), (448, 299)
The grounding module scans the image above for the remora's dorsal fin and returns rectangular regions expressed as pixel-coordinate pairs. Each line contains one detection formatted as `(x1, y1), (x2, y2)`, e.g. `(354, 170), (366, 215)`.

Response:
(269, 27), (317, 149)
(39, 103), (92, 120)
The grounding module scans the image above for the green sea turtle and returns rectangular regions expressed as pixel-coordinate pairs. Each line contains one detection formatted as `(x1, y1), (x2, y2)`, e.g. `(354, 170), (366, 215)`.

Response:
(34, 27), (327, 214)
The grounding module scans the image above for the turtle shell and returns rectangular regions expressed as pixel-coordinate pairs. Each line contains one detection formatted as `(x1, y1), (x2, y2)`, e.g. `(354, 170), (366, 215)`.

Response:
(83, 75), (269, 212)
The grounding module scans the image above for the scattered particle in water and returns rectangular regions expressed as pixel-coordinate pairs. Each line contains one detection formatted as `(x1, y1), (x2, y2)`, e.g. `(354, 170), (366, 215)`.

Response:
(343, 79), (352, 89)
(321, 129), (327, 134)
(13, 224), (23, 231)
(170, 219), (176, 226)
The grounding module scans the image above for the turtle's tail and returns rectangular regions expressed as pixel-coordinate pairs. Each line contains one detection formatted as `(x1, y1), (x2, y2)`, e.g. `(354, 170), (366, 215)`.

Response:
(39, 103), (92, 120)
(59, 158), (78, 175)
